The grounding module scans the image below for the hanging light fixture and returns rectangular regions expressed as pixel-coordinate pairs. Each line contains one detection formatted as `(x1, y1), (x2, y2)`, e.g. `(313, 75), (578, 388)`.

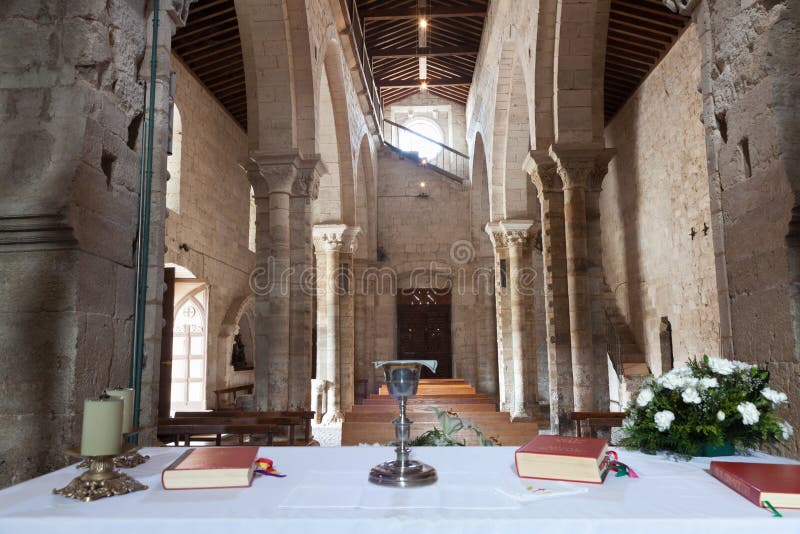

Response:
(418, 0), (428, 93)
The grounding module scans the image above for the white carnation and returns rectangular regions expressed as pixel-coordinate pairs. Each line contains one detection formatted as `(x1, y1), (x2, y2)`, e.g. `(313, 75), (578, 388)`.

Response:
(707, 356), (735, 375)
(761, 387), (788, 406)
(737, 401), (760, 425)
(659, 373), (684, 390)
(698, 377), (718, 390)
(636, 388), (654, 407)
(716, 411), (726, 421)
(654, 410), (675, 432)
(778, 420), (794, 441)
(681, 388), (702, 404)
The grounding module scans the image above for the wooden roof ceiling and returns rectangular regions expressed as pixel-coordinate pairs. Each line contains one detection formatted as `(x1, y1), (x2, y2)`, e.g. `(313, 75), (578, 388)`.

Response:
(169, 0), (689, 132)
(172, 0), (247, 130)
(356, 0), (488, 106)
(604, 0), (691, 122)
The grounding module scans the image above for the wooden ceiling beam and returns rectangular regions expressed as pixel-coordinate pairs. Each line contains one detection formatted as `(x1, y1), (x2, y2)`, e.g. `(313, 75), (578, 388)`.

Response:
(369, 45), (479, 58)
(362, 6), (487, 20)
(173, 15), (237, 41)
(378, 76), (472, 88)
(614, 0), (688, 22)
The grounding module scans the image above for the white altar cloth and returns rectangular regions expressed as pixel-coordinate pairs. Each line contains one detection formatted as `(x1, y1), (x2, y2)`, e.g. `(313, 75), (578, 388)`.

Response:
(0, 446), (798, 534)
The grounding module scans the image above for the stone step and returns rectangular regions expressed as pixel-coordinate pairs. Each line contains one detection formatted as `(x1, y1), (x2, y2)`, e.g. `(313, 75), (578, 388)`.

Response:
(345, 411), (514, 423)
(341, 421), (538, 446)
(351, 402), (498, 413)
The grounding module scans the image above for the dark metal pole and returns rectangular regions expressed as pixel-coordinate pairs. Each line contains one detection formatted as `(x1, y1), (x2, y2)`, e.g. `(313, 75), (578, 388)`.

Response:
(131, 0), (161, 433)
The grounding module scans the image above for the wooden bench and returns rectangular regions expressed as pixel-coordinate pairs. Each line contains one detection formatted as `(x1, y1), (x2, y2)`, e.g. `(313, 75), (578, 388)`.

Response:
(212, 384), (254, 408)
(157, 419), (286, 446)
(172, 410), (315, 444)
(569, 411), (626, 438)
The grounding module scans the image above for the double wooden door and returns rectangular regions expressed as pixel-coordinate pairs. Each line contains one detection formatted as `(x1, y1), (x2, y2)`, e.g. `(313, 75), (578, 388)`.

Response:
(396, 288), (452, 379)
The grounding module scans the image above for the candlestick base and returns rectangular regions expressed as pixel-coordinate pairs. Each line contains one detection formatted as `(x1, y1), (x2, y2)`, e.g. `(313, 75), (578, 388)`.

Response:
(56, 448), (147, 501)
(369, 459), (437, 487)
(76, 449), (150, 470)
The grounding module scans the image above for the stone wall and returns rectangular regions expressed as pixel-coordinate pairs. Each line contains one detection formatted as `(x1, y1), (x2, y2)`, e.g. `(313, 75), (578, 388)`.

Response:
(371, 147), (497, 395)
(600, 25), (721, 374)
(0, 0), (149, 487)
(693, 0), (800, 457)
(164, 54), (254, 406)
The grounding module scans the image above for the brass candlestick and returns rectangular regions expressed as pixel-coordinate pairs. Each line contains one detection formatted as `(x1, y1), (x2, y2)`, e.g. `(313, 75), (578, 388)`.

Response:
(55, 445), (147, 501)
(76, 429), (150, 470)
(369, 360), (438, 487)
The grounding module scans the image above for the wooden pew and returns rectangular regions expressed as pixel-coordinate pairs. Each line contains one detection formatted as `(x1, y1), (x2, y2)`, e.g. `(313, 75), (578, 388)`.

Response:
(172, 410), (315, 444)
(157, 419), (284, 446)
(212, 384), (254, 408)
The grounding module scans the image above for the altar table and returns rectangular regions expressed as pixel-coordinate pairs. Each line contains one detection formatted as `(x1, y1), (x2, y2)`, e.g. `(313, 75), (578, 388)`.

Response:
(1, 446), (798, 534)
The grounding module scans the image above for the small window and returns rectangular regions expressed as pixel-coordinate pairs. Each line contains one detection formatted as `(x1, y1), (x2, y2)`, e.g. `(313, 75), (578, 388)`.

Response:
(248, 186), (256, 252)
(399, 118), (444, 161)
(166, 104), (182, 213)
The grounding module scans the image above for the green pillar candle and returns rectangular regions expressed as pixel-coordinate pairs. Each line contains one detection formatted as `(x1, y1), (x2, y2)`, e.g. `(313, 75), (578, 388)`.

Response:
(106, 388), (135, 434)
(80, 396), (123, 456)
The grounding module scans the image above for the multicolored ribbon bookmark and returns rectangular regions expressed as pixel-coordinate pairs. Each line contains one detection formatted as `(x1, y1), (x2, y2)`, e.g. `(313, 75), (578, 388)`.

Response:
(255, 457), (286, 478)
(606, 450), (639, 478)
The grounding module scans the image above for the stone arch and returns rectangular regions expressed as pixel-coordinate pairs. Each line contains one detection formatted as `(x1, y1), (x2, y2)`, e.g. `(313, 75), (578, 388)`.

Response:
(235, 0), (294, 151)
(470, 131), (493, 258)
(552, 0), (611, 144)
(354, 134), (376, 260)
(219, 294), (256, 388)
(312, 41), (356, 226)
(494, 42), (534, 220)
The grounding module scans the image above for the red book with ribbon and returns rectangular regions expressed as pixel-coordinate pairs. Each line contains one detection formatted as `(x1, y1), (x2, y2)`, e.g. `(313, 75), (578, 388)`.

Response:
(710, 461), (800, 509)
(162, 447), (259, 490)
(515, 435), (610, 484)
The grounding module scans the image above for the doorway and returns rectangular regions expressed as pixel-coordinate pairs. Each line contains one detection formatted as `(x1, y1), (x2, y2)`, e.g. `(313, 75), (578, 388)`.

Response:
(396, 288), (452, 378)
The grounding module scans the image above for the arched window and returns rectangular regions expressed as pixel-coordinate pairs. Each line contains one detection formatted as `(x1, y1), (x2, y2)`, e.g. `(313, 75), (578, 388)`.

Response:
(399, 117), (444, 161)
(171, 285), (208, 414)
(248, 186), (256, 252)
(166, 104), (182, 213)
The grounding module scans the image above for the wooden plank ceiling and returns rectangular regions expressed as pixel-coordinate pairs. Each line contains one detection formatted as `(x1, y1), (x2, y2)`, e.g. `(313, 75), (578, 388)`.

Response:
(169, 0), (689, 132)
(356, 0), (488, 106)
(605, 0), (691, 122)
(172, 0), (247, 130)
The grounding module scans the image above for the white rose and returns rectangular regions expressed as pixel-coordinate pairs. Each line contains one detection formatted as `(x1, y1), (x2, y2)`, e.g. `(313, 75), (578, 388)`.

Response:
(681, 388), (702, 404)
(698, 377), (718, 390)
(659, 373), (683, 390)
(654, 410), (675, 432)
(737, 401), (760, 425)
(707, 356), (735, 375)
(716, 411), (725, 421)
(761, 387), (788, 406)
(778, 421), (794, 441)
(636, 388), (654, 407)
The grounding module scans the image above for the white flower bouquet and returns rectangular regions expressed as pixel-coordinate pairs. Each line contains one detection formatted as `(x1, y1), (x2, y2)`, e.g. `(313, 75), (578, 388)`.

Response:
(621, 356), (793, 456)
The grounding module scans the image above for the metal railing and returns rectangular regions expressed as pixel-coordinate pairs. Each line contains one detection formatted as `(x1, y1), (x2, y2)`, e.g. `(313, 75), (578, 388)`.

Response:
(383, 119), (469, 182)
(342, 0), (384, 141)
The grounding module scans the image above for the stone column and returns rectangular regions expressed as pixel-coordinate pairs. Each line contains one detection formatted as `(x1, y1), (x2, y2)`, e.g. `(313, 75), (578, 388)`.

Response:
(486, 220), (536, 420)
(549, 146), (614, 412)
(249, 153), (323, 411)
(528, 152), (575, 434)
(312, 224), (360, 423)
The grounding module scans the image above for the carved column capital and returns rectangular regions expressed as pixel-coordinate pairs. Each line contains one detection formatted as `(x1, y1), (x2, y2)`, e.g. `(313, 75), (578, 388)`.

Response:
(525, 150), (562, 193)
(548, 145), (616, 191)
(164, 0), (198, 28)
(663, 0), (700, 16)
(485, 220), (535, 250)
(312, 224), (361, 255)
(294, 155), (327, 200)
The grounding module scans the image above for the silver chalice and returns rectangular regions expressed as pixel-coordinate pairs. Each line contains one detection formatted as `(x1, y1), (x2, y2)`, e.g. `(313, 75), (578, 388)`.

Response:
(368, 360), (438, 487)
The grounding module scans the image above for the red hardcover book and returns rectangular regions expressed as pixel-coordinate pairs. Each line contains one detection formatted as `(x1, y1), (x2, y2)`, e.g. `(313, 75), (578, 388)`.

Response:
(710, 461), (800, 509)
(162, 447), (259, 490)
(515, 435), (610, 484)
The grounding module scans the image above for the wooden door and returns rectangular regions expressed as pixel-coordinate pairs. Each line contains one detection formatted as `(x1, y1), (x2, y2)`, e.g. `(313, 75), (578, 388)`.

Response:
(396, 288), (452, 378)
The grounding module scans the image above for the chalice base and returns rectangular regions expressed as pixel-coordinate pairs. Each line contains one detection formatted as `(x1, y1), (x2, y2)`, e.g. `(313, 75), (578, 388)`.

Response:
(369, 459), (437, 487)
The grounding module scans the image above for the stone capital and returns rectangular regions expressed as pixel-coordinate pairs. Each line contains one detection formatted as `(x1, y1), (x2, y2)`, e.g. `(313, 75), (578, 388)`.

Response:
(294, 155), (327, 200)
(663, 0), (700, 16)
(525, 150), (562, 193)
(313, 224), (361, 255)
(485, 220), (534, 250)
(249, 151), (329, 198)
(548, 144), (616, 191)
(165, 0), (197, 28)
